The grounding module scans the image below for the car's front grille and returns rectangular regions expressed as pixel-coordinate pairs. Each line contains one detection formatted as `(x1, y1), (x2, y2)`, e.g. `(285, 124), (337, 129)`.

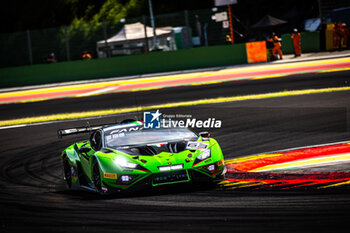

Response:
(152, 170), (189, 185)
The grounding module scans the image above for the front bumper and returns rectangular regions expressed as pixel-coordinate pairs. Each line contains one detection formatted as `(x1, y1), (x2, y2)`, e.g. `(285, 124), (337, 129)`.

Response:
(101, 164), (226, 194)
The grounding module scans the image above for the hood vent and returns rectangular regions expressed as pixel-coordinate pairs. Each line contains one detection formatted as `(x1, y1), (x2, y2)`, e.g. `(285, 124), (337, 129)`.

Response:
(117, 141), (187, 156)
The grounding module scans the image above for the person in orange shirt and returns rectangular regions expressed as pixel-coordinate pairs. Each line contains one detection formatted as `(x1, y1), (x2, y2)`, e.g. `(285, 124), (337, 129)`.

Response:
(268, 33), (283, 60)
(291, 28), (301, 57)
(82, 51), (92, 60)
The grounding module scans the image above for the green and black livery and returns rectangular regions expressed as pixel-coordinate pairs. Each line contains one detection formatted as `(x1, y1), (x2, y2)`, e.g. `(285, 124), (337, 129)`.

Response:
(59, 120), (226, 194)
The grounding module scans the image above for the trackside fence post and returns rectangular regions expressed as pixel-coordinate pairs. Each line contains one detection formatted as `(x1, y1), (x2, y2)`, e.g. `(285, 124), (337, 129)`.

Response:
(103, 21), (109, 58)
(142, 15), (149, 53)
(184, 10), (191, 47)
(26, 29), (33, 65)
(65, 26), (71, 61)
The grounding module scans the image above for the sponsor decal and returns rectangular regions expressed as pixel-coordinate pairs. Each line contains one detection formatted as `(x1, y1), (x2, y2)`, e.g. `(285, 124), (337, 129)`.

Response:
(144, 110), (222, 129)
(162, 118), (221, 128)
(103, 173), (117, 179)
(109, 127), (142, 135)
(144, 110), (162, 129)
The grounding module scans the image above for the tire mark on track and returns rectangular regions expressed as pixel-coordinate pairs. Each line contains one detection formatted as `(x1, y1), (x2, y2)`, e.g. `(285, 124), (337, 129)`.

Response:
(0, 142), (64, 191)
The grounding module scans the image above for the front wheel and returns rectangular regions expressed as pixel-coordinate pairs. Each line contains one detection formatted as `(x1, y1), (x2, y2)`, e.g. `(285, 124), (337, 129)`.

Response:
(92, 159), (102, 193)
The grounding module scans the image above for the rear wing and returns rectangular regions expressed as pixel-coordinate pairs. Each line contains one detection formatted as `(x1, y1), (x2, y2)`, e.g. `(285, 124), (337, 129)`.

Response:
(57, 119), (139, 138)
(57, 119), (141, 138)
(57, 125), (103, 138)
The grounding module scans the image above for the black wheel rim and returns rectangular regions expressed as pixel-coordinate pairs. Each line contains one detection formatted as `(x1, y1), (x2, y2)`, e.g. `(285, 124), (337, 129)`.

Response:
(63, 158), (72, 188)
(93, 160), (101, 192)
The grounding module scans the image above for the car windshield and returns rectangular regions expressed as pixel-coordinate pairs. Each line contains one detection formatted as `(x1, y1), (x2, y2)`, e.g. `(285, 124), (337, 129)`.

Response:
(104, 126), (198, 148)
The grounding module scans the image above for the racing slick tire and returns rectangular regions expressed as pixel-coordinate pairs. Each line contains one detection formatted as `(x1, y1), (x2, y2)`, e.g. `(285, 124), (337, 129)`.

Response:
(63, 156), (72, 189)
(92, 159), (102, 193)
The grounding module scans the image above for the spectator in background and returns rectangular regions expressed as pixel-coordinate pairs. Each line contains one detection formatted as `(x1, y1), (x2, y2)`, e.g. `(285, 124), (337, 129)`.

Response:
(268, 33), (283, 60)
(291, 28), (301, 57)
(46, 53), (57, 63)
(82, 51), (92, 60)
(225, 35), (232, 44)
(195, 15), (202, 46)
(266, 33), (275, 61)
(341, 23), (349, 49)
(333, 23), (342, 50)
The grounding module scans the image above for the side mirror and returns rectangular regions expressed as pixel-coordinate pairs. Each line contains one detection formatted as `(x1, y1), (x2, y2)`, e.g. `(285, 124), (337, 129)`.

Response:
(79, 146), (91, 154)
(199, 131), (211, 138)
(89, 130), (102, 151)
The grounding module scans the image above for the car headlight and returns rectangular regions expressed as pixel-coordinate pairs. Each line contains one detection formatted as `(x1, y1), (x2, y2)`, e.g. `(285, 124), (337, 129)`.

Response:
(114, 157), (138, 169)
(197, 149), (211, 160)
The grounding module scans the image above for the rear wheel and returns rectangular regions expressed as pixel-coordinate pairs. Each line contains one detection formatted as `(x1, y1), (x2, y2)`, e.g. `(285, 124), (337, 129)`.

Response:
(92, 159), (102, 193)
(63, 156), (72, 189)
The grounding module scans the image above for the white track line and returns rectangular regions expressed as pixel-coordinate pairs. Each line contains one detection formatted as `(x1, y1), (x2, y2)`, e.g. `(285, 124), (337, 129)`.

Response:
(76, 86), (118, 97)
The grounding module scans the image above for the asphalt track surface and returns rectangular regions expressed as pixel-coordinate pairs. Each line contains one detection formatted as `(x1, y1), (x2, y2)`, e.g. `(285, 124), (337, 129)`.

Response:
(0, 69), (350, 232)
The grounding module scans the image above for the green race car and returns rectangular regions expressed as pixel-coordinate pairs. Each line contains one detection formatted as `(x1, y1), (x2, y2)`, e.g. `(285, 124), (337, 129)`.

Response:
(58, 120), (226, 194)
